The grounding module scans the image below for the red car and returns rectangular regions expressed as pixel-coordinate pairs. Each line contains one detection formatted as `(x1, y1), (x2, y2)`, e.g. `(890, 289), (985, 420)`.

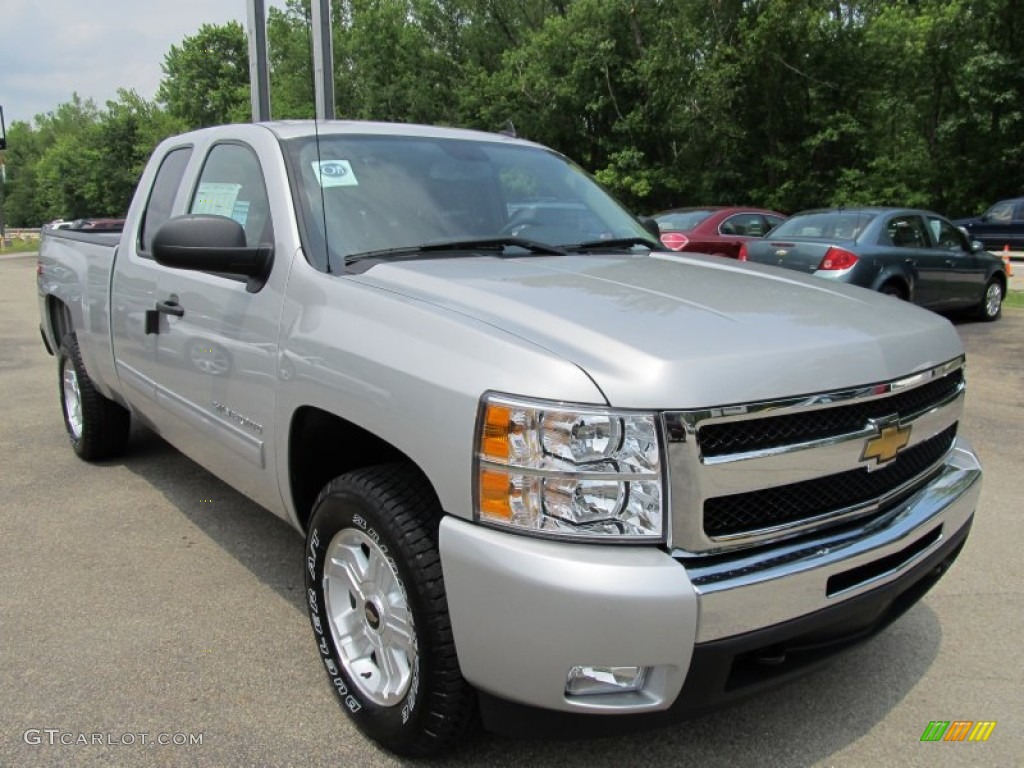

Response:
(652, 206), (786, 258)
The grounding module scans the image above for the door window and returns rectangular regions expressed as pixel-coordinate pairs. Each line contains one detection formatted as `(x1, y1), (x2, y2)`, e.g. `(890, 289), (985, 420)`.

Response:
(926, 216), (967, 250)
(139, 147), (192, 254)
(886, 216), (929, 248)
(189, 143), (274, 249)
(984, 201), (1014, 222)
(720, 213), (767, 236)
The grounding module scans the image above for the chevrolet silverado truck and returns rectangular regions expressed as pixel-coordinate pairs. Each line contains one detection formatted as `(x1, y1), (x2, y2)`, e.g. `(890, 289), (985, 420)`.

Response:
(37, 121), (982, 756)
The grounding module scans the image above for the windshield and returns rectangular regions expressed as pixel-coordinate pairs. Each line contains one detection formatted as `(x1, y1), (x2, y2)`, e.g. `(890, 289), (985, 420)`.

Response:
(283, 134), (653, 271)
(769, 211), (876, 240)
(653, 209), (716, 231)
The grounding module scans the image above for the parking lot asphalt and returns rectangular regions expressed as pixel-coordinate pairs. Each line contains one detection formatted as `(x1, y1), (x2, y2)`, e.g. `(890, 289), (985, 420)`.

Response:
(1, 252), (1021, 767)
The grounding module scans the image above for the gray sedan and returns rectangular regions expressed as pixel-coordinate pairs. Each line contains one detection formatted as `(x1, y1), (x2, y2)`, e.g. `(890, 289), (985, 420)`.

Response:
(739, 207), (1007, 320)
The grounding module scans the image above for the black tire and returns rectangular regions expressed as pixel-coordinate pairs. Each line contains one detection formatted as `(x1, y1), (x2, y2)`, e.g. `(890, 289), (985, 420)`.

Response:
(305, 464), (476, 756)
(976, 277), (1004, 322)
(57, 333), (130, 461)
(879, 282), (906, 300)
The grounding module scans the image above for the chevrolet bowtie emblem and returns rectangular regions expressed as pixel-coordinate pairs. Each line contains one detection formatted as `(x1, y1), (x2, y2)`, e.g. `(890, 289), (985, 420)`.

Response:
(861, 418), (912, 466)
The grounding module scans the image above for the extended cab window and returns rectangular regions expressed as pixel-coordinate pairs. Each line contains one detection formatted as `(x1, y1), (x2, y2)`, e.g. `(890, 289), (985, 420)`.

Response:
(139, 147), (192, 254)
(189, 143), (274, 249)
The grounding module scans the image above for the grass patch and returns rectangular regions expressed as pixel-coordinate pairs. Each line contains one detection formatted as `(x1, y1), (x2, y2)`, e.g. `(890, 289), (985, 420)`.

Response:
(0, 239), (40, 255)
(1005, 290), (1024, 310)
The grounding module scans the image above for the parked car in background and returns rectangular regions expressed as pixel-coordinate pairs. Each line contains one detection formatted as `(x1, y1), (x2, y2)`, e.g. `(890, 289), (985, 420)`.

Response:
(68, 218), (126, 232)
(739, 207), (1007, 321)
(953, 197), (1024, 250)
(652, 206), (786, 258)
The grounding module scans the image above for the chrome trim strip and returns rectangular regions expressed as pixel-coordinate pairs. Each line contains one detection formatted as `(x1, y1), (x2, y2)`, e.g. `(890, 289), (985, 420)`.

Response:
(477, 458), (658, 482)
(706, 451), (949, 547)
(663, 357), (964, 440)
(684, 439), (980, 642)
(700, 385), (963, 467)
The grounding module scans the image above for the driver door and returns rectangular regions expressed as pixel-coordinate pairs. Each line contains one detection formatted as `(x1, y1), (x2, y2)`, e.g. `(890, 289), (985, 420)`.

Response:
(111, 138), (286, 511)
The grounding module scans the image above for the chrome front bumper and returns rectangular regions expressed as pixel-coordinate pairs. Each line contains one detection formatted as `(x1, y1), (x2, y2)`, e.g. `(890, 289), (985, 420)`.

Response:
(440, 437), (980, 721)
(685, 437), (981, 642)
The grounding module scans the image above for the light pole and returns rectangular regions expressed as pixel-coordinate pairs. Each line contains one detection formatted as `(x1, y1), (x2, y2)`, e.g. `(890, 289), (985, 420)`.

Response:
(0, 105), (7, 248)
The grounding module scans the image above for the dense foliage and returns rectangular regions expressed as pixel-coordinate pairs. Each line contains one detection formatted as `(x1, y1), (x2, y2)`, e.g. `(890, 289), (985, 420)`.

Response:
(3, 0), (1023, 225)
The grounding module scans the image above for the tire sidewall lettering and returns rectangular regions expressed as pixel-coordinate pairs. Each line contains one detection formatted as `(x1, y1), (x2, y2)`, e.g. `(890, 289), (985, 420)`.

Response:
(306, 501), (423, 742)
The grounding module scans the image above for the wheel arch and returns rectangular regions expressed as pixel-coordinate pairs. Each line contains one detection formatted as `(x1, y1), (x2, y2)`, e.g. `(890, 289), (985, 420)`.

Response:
(46, 295), (74, 348)
(874, 273), (911, 300)
(989, 268), (1008, 295)
(287, 406), (440, 534)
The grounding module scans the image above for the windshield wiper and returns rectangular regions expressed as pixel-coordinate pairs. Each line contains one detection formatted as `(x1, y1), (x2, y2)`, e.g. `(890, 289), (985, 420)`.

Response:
(346, 236), (566, 265)
(562, 237), (659, 253)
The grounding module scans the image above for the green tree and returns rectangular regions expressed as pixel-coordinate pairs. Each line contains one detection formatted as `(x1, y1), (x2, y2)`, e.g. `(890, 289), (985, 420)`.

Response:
(268, 0), (316, 119)
(157, 21), (251, 128)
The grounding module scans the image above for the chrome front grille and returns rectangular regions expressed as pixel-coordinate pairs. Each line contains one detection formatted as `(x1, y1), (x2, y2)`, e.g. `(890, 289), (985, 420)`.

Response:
(703, 425), (956, 537)
(664, 358), (965, 555)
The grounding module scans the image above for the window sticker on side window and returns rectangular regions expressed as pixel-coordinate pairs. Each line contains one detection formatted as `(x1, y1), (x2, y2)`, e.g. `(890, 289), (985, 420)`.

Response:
(193, 182), (242, 218)
(231, 200), (250, 228)
(311, 160), (358, 187)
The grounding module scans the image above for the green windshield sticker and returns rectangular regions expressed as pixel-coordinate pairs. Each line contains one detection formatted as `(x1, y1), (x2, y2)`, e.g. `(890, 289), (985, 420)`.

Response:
(312, 160), (358, 188)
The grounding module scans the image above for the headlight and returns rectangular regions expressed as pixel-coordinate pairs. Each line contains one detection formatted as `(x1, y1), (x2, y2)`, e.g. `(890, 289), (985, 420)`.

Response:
(474, 394), (665, 541)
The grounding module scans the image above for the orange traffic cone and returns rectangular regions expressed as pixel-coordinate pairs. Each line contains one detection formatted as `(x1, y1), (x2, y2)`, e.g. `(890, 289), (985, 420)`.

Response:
(1002, 245), (1014, 277)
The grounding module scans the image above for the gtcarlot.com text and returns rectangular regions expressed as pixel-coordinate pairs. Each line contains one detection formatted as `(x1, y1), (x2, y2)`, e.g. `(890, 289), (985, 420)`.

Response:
(23, 729), (203, 747)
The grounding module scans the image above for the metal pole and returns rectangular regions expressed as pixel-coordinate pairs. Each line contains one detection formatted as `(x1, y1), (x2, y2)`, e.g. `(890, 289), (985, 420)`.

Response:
(246, 0), (271, 122)
(0, 106), (7, 247)
(0, 160), (6, 249)
(311, 0), (336, 120)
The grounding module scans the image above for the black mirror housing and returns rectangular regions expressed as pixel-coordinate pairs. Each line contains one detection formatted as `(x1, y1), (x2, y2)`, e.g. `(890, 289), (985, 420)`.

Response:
(152, 214), (273, 293)
(638, 215), (660, 240)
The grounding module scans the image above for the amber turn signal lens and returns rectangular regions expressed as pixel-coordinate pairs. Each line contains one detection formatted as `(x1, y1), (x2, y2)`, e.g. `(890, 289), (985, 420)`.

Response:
(479, 468), (512, 520)
(481, 404), (512, 461)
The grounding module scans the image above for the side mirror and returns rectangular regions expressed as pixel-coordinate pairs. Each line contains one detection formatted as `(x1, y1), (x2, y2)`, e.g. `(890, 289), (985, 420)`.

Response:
(152, 214), (273, 293)
(970, 240), (985, 253)
(638, 215), (660, 240)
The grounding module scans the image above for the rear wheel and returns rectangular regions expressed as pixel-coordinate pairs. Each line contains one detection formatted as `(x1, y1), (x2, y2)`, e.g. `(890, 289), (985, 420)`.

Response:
(57, 333), (130, 461)
(879, 282), (906, 300)
(976, 278), (1003, 322)
(305, 464), (476, 756)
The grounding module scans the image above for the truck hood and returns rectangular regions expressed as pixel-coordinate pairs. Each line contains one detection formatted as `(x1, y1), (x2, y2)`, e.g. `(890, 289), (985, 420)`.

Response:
(355, 252), (964, 409)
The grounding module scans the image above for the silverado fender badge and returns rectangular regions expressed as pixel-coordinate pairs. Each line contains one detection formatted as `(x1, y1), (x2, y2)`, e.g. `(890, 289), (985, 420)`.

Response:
(861, 416), (912, 468)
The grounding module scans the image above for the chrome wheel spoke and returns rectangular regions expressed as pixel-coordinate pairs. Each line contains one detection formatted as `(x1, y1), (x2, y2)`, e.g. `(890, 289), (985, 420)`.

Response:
(323, 527), (416, 706)
(385, 603), (415, 648)
(62, 366), (83, 439)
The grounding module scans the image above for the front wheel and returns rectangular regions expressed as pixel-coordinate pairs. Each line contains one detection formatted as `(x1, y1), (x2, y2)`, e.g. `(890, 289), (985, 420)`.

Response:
(304, 464), (476, 756)
(976, 278), (1003, 322)
(57, 333), (130, 461)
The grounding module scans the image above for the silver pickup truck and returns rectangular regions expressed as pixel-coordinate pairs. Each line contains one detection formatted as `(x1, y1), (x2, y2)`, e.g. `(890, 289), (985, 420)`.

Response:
(37, 121), (982, 756)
